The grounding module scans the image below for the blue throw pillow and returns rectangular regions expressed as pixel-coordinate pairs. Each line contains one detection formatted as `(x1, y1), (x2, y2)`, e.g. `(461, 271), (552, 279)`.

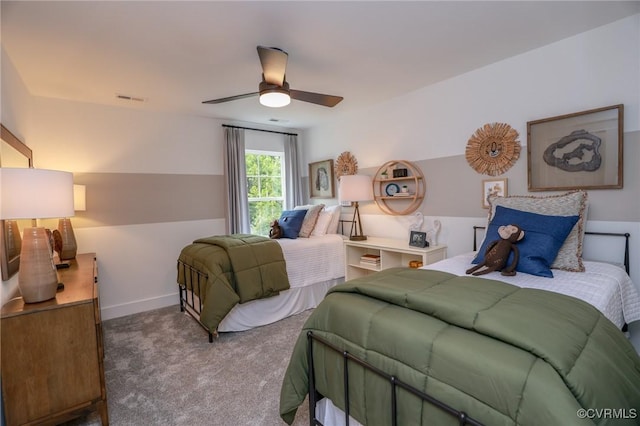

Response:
(278, 209), (307, 239)
(472, 206), (579, 277)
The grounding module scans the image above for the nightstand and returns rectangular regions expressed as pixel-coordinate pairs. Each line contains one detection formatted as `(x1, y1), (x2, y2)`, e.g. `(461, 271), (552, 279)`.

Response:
(1, 253), (108, 425)
(344, 237), (447, 280)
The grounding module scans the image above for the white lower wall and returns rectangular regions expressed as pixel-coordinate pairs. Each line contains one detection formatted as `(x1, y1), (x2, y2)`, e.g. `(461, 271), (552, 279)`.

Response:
(74, 218), (226, 320)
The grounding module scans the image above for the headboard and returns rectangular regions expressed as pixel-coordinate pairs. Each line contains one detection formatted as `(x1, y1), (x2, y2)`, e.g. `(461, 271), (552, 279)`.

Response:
(472, 226), (630, 274)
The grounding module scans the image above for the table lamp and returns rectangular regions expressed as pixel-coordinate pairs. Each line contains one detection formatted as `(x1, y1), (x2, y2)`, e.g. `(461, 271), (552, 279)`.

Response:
(57, 184), (86, 260)
(0, 168), (74, 303)
(339, 174), (373, 241)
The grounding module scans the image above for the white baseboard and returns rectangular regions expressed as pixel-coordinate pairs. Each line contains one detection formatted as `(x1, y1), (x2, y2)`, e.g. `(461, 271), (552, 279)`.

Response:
(100, 292), (179, 321)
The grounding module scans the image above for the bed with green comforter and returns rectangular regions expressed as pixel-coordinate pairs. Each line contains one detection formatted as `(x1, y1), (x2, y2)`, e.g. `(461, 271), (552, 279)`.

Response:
(177, 234), (289, 334)
(280, 267), (640, 425)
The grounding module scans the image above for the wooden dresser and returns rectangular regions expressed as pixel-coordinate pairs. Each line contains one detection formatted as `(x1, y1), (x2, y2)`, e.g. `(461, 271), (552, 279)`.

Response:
(1, 253), (108, 425)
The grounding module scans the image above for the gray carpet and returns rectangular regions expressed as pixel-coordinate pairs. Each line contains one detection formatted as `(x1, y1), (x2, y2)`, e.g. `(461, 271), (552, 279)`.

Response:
(73, 305), (311, 426)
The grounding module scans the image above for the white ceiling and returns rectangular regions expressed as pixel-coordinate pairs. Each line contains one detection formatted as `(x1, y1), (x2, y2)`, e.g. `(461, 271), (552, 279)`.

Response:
(2, 1), (638, 129)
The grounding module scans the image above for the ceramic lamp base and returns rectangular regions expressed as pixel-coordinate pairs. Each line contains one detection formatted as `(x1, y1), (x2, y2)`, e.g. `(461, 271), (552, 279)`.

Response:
(18, 227), (59, 303)
(58, 218), (77, 260)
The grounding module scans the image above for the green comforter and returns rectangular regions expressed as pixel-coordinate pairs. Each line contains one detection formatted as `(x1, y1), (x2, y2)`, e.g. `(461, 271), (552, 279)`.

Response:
(177, 234), (289, 332)
(280, 268), (640, 425)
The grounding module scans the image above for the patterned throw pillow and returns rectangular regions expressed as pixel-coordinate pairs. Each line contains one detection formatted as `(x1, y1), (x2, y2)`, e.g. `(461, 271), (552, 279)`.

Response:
(487, 191), (588, 272)
(294, 204), (325, 238)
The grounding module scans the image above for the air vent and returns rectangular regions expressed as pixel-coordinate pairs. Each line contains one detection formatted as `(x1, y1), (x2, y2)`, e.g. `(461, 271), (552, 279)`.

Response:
(116, 94), (146, 102)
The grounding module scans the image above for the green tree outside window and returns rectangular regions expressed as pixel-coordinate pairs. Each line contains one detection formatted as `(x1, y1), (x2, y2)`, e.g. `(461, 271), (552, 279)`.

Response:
(246, 151), (285, 235)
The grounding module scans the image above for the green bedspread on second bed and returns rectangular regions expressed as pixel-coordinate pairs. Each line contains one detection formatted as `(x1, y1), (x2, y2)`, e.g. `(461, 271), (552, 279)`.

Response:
(280, 267), (640, 425)
(177, 234), (289, 332)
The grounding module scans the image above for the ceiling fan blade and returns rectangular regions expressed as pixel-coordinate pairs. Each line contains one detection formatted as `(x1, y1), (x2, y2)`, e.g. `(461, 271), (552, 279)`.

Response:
(290, 90), (343, 107)
(202, 92), (259, 104)
(257, 46), (287, 86)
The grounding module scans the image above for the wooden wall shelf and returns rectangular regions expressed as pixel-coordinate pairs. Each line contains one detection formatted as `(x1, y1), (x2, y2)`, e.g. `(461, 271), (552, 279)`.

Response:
(373, 160), (425, 215)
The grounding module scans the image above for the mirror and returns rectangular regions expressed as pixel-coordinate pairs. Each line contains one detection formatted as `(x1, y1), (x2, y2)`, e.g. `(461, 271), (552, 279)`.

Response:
(1, 124), (33, 281)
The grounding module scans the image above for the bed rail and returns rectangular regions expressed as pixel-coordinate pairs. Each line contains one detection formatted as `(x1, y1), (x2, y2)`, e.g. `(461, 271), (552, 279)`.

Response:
(472, 226), (630, 274)
(177, 259), (215, 342)
(307, 331), (483, 426)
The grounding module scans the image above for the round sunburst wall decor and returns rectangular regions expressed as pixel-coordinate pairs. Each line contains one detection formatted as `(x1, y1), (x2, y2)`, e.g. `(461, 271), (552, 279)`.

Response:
(334, 151), (358, 180)
(465, 122), (521, 176)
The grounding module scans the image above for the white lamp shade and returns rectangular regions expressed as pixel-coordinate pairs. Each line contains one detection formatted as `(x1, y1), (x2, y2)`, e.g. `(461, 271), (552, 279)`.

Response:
(1, 168), (74, 219)
(339, 174), (373, 202)
(74, 184), (86, 211)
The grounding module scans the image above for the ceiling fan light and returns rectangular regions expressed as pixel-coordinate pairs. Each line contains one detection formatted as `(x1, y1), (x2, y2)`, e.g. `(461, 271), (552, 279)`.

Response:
(259, 89), (290, 108)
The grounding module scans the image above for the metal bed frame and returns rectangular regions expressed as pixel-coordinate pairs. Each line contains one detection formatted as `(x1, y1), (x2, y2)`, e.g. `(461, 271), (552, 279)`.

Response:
(305, 227), (632, 426)
(177, 260), (215, 342)
(473, 226), (631, 274)
(307, 331), (484, 426)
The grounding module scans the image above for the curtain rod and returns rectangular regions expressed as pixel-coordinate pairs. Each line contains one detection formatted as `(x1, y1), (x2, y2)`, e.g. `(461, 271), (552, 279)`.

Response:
(222, 124), (298, 136)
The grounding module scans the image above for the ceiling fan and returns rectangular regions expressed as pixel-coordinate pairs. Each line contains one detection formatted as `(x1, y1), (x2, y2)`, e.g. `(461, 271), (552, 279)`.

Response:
(203, 46), (343, 108)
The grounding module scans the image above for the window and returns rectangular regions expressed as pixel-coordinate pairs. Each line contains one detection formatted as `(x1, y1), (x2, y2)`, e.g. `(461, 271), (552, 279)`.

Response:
(246, 150), (286, 236)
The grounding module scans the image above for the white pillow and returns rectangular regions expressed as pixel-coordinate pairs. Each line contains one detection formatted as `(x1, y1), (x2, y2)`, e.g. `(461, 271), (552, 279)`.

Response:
(311, 211), (332, 236)
(323, 205), (342, 234)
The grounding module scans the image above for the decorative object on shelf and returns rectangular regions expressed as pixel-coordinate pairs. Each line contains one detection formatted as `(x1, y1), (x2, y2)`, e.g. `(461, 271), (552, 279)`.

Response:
(401, 185), (408, 193)
(0, 168), (74, 303)
(373, 160), (425, 215)
(409, 211), (424, 233)
(385, 183), (400, 196)
(482, 178), (507, 209)
(425, 219), (442, 247)
(309, 159), (335, 198)
(339, 174), (373, 241)
(392, 168), (408, 178)
(409, 230), (428, 248)
(57, 184), (86, 260)
(408, 260), (423, 268)
(465, 122), (521, 176)
(527, 104), (623, 191)
(334, 151), (358, 180)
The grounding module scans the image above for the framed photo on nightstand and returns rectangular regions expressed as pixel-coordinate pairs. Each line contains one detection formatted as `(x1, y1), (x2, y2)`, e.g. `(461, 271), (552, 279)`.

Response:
(409, 231), (428, 248)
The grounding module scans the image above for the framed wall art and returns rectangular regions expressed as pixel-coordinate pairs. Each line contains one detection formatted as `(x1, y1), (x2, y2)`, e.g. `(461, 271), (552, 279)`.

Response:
(309, 159), (335, 198)
(482, 178), (507, 209)
(527, 104), (623, 191)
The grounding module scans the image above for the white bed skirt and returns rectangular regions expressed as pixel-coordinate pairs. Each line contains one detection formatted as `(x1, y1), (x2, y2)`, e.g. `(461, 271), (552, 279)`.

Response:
(316, 398), (362, 426)
(217, 277), (343, 332)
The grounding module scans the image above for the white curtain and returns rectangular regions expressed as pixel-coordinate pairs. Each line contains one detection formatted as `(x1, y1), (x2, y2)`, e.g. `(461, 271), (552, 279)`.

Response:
(284, 134), (303, 209)
(224, 127), (251, 234)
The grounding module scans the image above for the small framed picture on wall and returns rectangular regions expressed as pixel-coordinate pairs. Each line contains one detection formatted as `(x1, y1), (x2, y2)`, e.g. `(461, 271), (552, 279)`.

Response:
(309, 159), (335, 198)
(482, 178), (507, 208)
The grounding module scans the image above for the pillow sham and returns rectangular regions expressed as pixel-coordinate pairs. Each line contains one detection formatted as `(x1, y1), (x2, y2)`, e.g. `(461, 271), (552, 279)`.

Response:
(472, 206), (579, 278)
(294, 204), (325, 238)
(487, 190), (588, 272)
(324, 205), (342, 234)
(311, 211), (332, 237)
(278, 210), (307, 239)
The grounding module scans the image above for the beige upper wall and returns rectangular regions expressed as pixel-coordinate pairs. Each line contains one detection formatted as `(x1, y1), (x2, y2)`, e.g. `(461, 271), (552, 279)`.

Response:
(358, 130), (639, 222)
